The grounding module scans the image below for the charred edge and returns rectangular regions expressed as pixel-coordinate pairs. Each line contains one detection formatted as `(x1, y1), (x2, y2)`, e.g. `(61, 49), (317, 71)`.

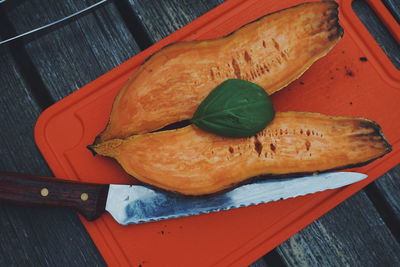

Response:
(338, 24), (344, 38)
(328, 19), (339, 31)
(325, 0), (339, 9)
(327, 13), (343, 41)
(327, 4), (339, 15)
(327, 12), (339, 28)
(88, 132), (105, 149)
(326, 4), (343, 41)
(328, 24), (344, 41)
(93, 134), (103, 145)
(356, 120), (392, 152)
(86, 145), (98, 156)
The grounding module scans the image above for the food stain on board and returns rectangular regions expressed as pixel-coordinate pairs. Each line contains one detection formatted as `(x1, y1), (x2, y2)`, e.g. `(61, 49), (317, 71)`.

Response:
(158, 230), (171, 235)
(345, 66), (355, 77)
(138, 261), (149, 267)
(346, 70), (354, 77)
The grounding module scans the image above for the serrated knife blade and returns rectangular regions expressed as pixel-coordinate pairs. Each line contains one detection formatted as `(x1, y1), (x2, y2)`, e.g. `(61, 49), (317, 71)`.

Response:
(105, 172), (367, 225)
(0, 172), (367, 225)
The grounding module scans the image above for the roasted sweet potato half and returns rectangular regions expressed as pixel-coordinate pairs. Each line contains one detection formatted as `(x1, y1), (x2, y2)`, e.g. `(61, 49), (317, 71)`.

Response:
(90, 112), (391, 196)
(95, 1), (343, 143)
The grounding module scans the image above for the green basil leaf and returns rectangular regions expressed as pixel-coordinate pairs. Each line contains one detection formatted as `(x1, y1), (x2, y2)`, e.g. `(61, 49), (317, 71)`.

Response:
(191, 79), (275, 138)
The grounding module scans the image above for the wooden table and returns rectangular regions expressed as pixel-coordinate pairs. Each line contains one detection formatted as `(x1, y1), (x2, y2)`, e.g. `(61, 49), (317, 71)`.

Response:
(0, 0), (399, 266)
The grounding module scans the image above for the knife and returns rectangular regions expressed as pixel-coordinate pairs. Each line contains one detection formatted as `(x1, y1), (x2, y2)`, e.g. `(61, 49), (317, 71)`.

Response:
(0, 172), (367, 225)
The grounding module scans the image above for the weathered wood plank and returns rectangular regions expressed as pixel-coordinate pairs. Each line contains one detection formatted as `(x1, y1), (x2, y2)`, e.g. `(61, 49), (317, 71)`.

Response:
(4, 0), (141, 101)
(127, 0), (225, 42)
(276, 191), (400, 266)
(383, 0), (400, 23)
(0, 52), (46, 175)
(249, 251), (285, 267)
(0, 46), (105, 266)
(249, 258), (268, 267)
(373, 165), (400, 235)
(369, 0), (400, 235)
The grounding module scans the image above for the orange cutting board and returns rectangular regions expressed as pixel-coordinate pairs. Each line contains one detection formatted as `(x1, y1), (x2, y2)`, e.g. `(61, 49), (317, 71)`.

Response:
(35, 0), (400, 266)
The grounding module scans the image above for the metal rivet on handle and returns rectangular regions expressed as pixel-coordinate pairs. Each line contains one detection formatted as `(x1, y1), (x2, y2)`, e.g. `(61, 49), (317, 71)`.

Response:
(40, 188), (49, 197)
(81, 193), (89, 201)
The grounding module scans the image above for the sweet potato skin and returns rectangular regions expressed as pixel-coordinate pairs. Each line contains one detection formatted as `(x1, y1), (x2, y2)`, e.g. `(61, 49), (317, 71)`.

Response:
(91, 112), (391, 196)
(96, 1), (343, 143)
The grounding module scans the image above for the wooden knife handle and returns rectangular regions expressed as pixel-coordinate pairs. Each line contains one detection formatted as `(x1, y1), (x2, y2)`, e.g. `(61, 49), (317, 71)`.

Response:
(0, 172), (109, 221)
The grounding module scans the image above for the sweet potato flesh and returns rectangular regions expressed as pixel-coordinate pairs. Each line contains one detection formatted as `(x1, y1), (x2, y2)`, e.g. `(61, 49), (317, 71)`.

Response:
(92, 112), (391, 196)
(96, 2), (343, 143)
